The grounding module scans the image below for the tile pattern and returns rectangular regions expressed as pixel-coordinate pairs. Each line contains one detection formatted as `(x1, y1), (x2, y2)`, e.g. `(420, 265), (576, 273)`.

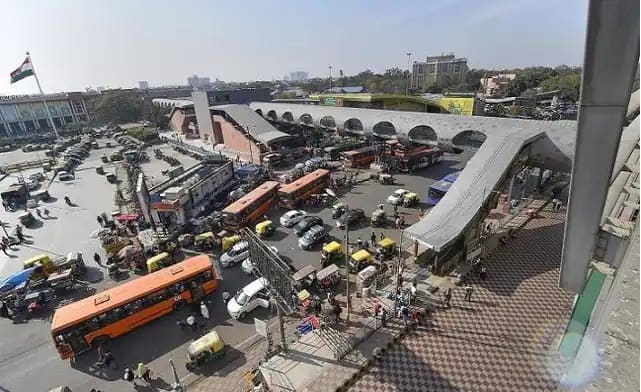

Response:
(350, 208), (575, 392)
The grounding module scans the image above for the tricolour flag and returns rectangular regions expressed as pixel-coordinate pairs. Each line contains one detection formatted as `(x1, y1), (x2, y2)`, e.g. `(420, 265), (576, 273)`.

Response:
(10, 57), (34, 84)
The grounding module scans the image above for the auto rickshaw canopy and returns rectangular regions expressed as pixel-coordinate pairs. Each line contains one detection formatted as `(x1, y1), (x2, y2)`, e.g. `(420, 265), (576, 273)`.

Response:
(292, 264), (317, 282)
(146, 252), (170, 272)
(23, 254), (53, 269)
(377, 237), (396, 249)
(403, 192), (418, 201)
(255, 220), (273, 235)
(187, 330), (225, 359)
(351, 249), (373, 262)
(322, 241), (342, 254)
(222, 235), (241, 251)
(195, 231), (215, 241)
(317, 263), (340, 281)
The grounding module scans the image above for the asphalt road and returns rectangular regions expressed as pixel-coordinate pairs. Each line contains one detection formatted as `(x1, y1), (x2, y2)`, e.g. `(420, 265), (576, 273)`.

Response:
(0, 142), (276, 392)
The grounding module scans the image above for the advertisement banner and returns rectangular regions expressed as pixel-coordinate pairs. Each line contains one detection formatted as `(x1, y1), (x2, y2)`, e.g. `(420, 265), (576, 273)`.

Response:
(440, 97), (475, 116)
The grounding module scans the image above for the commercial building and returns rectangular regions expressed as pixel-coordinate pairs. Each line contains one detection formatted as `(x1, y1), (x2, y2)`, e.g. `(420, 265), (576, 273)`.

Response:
(138, 81), (149, 90)
(187, 74), (211, 89)
(411, 53), (468, 91)
(480, 73), (516, 97)
(0, 92), (91, 136)
(289, 71), (309, 82)
(138, 158), (234, 226)
(307, 93), (446, 113)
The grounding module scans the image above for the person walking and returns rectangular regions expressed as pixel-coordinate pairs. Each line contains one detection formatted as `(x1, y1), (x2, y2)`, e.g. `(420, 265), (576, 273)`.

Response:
(443, 288), (452, 308)
(97, 216), (103, 227)
(64, 196), (72, 206)
(356, 237), (363, 249)
(186, 313), (197, 332)
(136, 362), (152, 383)
(222, 289), (231, 304)
(123, 367), (135, 383)
(199, 301), (210, 320)
(464, 286), (474, 302)
(93, 253), (102, 267)
(380, 232), (385, 240)
(400, 304), (410, 325)
(43, 208), (49, 218)
(479, 265), (488, 280)
(0, 241), (8, 256)
(370, 232), (377, 246)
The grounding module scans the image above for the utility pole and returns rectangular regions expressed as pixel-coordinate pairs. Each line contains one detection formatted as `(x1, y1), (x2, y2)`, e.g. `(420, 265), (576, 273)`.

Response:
(328, 66), (333, 92)
(406, 52), (412, 95)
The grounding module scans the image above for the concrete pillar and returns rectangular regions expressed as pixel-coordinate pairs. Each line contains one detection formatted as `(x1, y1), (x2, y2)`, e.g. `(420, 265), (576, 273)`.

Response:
(560, 0), (639, 293)
(506, 173), (515, 213)
(536, 167), (544, 190)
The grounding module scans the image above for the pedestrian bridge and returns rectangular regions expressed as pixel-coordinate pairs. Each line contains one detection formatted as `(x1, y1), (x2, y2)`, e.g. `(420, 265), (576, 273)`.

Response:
(249, 101), (639, 255)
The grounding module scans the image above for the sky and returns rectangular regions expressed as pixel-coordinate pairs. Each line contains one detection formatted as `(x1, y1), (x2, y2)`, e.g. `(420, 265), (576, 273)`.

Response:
(0, 0), (589, 94)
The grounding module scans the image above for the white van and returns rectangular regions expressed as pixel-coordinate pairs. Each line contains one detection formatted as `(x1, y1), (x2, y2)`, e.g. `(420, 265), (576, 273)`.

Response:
(227, 278), (270, 319)
(219, 241), (249, 267)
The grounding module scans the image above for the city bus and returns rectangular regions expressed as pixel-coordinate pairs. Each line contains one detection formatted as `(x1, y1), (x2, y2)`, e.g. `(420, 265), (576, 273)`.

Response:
(323, 140), (367, 161)
(384, 146), (443, 172)
(278, 169), (330, 209)
(341, 146), (378, 168)
(51, 255), (218, 359)
(427, 171), (461, 205)
(222, 181), (280, 229)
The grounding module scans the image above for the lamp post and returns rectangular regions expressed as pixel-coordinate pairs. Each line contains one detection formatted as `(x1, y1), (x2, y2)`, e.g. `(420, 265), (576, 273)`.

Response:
(328, 66), (333, 92)
(325, 188), (350, 322)
(168, 358), (184, 392)
(406, 52), (412, 95)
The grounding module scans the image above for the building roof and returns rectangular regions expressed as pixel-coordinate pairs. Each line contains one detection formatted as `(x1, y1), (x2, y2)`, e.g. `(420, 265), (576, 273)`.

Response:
(211, 104), (291, 145)
(323, 86), (366, 94)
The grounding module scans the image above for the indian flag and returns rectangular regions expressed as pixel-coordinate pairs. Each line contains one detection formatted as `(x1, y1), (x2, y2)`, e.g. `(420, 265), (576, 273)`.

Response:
(10, 57), (34, 84)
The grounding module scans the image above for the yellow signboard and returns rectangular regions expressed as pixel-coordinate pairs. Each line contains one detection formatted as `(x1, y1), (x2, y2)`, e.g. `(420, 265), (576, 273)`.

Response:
(440, 97), (475, 116)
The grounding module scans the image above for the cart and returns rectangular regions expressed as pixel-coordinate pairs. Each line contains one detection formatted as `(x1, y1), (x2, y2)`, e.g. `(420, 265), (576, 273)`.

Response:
(316, 264), (340, 291)
(292, 265), (317, 291)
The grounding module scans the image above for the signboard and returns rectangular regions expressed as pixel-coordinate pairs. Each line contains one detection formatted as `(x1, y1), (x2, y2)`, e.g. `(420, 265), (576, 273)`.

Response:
(254, 318), (269, 337)
(321, 97), (343, 107)
(150, 199), (180, 211)
(440, 97), (475, 116)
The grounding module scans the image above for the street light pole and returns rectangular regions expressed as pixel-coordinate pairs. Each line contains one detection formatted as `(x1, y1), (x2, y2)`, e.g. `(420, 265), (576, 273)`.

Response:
(325, 188), (349, 322)
(328, 66), (333, 92)
(406, 52), (412, 95)
(168, 358), (184, 392)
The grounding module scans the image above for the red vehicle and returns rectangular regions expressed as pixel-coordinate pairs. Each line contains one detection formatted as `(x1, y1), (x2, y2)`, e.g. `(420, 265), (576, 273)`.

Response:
(222, 181), (280, 229)
(278, 169), (330, 209)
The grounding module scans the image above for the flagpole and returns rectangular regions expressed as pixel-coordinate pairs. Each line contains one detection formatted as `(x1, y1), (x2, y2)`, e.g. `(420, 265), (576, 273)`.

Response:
(26, 52), (59, 138)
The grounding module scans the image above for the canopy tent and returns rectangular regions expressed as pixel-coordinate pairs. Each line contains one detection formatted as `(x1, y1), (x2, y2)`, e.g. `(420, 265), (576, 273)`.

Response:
(0, 267), (36, 292)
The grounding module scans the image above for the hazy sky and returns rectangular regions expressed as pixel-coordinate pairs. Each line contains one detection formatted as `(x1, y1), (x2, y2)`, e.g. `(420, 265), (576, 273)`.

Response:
(0, 0), (588, 94)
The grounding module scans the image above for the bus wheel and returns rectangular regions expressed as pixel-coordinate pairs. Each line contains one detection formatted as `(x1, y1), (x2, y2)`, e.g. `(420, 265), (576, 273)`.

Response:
(91, 335), (110, 349)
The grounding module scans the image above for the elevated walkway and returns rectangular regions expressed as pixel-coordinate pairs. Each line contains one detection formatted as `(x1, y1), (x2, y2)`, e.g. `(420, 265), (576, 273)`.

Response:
(211, 104), (291, 145)
(405, 130), (544, 252)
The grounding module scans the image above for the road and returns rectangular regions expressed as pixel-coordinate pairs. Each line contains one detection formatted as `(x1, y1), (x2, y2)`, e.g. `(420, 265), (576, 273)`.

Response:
(0, 142), (276, 392)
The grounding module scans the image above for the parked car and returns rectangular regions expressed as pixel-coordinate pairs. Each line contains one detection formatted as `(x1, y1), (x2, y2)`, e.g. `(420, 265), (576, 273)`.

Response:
(227, 278), (270, 319)
(298, 225), (327, 250)
(279, 210), (307, 227)
(58, 171), (74, 181)
(28, 172), (45, 182)
(337, 208), (365, 228)
(386, 189), (410, 205)
(220, 241), (249, 267)
(241, 246), (278, 275)
(293, 216), (323, 237)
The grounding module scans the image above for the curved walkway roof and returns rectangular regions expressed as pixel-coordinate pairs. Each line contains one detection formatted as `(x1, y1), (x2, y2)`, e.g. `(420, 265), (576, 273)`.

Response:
(211, 104), (291, 145)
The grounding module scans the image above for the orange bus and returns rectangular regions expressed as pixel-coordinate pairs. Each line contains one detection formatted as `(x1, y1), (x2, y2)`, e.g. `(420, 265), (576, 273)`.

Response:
(342, 146), (378, 168)
(278, 169), (330, 209)
(51, 255), (217, 359)
(222, 181), (279, 229)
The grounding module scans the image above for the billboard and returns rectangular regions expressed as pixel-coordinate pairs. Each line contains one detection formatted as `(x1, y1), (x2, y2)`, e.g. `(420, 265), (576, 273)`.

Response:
(440, 97), (475, 116)
(320, 96), (343, 107)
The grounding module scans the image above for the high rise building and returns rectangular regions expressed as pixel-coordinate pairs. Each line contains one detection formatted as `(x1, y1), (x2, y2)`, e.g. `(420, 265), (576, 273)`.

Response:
(138, 81), (149, 89)
(289, 71), (309, 82)
(411, 53), (468, 91)
(187, 74), (212, 89)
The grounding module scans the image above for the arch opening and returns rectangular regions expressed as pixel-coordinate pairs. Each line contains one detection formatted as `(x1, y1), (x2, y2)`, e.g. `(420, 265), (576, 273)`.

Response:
(320, 116), (337, 129)
(372, 121), (397, 138)
(282, 111), (294, 123)
(452, 130), (487, 149)
(344, 118), (364, 133)
(266, 110), (277, 121)
(408, 125), (438, 145)
(255, 109), (263, 116)
(299, 113), (313, 127)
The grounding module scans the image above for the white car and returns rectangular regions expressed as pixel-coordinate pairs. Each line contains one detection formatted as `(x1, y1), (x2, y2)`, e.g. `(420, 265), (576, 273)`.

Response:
(220, 241), (249, 267)
(279, 210), (306, 227)
(241, 246), (278, 275)
(227, 278), (270, 319)
(58, 171), (74, 181)
(387, 189), (409, 205)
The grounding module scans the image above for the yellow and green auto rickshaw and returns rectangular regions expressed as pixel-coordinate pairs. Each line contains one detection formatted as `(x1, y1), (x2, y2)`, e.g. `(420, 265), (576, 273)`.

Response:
(23, 254), (55, 280)
(349, 249), (374, 271)
(146, 252), (172, 273)
(255, 220), (274, 238)
(185, 329), (226, 371)
(375, 237), (396, 260)
(320, 241), (343, 267)
(194, 231), (215, 251)
(403, 192), (419, 208)
(221, 234), (241, 252)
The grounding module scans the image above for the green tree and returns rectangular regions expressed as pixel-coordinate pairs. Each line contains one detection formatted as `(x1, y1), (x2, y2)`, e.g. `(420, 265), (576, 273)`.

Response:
(93, 90), (143, 124)
(149, 104), (170, 130)
(539, 73), (582, 101)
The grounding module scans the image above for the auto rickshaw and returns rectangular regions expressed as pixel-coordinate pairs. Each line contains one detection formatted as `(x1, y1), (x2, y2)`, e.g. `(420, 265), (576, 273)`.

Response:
(316, 263), (341, 291)
(255, 220), (274, 238)
(221, 234), (241, 252)
(376, 237), (396, 260)
(403, 192), (419, 207)
(95, 166), (105, 175)
(292, 264), (317, 291)
(146, 252), (172, 273)
(24, 254), (55, 280)
(194, 231), (215, 251)
(320, 241), (343, 267)
(356, 265), (378, 297)
(331, 201), (346, 219)
(349, 249), (374, 271)
(379, 174), (395, 185)
(371, 208), (386, 227)
(185, 329), (226, 371)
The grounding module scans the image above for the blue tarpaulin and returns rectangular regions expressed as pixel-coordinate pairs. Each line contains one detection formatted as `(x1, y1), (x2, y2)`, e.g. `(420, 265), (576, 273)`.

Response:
(0, 267), (35, 292)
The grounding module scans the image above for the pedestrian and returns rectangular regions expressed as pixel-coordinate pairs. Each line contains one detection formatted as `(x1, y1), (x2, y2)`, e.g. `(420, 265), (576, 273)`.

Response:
(186, 313), (197, 332)
(0, 242), (7, 256)
(43, 208), (49, 218)
(356, 237), (363, 249)
(64, 196), (72, 206)
(332, 303), (342, 324)
(35, 208), (42, 218)
(199, 301), (210, 320)
(410, 283), (417, 304)
(103, 349), (115, 369)
(176, 319), (187, 330)
(97, 216), (103, 227)
(400, 304), (410, 325)
(464, 285), (474, 302)
(93, 253), (102, 266)
(370, 232), (376, 245)
(96, 344), (105, 364)
(443, 288), (452, 308)
(380, 307), (388, 327)
(222, 289), (231, 304)
(137, 362), (152, 383)
(380, 232), (385, 240)
(479, 265), (488, 280)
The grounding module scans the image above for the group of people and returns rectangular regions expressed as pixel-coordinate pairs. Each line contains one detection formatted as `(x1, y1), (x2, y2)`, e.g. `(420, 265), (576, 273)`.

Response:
(551, 198), (564, 212)
(177, 300), (211, 333)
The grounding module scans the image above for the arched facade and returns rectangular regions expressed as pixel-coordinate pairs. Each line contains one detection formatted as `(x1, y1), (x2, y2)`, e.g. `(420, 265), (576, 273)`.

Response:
(299, 113), (313, 126)
(320, 116), (337, 129)
(452, 130), (487, 148)
(372, 121), (397, 138)
(408, 125), (438, 145)
(282, 111), (294, 123)
(344, 118), (364, 133)
(266, 110), (277, 121)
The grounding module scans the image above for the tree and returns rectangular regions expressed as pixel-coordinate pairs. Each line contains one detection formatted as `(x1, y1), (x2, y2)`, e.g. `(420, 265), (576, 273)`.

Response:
(149, 104), (170, 130)
(539, 73), (582, 101)
(93, 90), (143, 124)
